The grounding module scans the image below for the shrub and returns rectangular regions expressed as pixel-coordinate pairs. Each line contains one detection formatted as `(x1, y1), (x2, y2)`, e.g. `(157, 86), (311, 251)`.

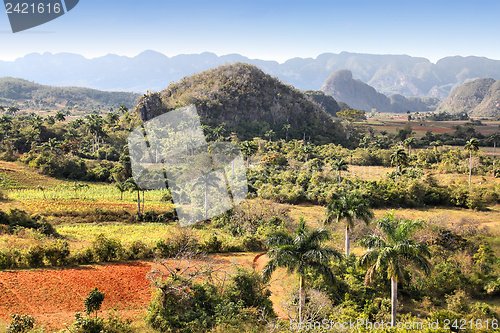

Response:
(0, 248), (21, 269)
(25, 245), (45, 267)
(44, 240), (70, 266)
(6, 314), (35, 333)
(128, 240), (152, 259)
(91, 234), (123, 262)
(202, 234), (225, 253)
(445, 289), (470, 314)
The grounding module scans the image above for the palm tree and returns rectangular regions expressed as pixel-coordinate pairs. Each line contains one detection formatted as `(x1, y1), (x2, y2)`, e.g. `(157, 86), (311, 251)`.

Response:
(359, 212), (431, 327)
(464, 138), (479, 187)
(325, 191), (374, 256)
(331, 158), (349, 186)
(55, 111), (66, 122)
(390, 148), (408, 184)
(302, 143), (313, 162)
(265, 129), (275, 143)
(239, 141), (258, 167)
(42, 138), (61, 154)
(118, 104), (129, 114)
(262, 217), (342, 322)
(125, 177), (144, 217)
(282, 124), (291, 141)
(115, 181), (127, 200)
(488, 133), (500, 169)
(7, 106), (19, 116)
(360, 136), (370, 151)
(403, 137), (416, 157)
(194, 170), (221, 220)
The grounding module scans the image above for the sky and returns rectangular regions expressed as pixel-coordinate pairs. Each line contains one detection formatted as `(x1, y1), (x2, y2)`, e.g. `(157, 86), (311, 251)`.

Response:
(0, 0), (499, 63)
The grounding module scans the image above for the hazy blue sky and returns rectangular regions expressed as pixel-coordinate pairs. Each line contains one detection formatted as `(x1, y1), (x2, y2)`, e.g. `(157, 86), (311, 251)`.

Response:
(0, 0), (498, 62)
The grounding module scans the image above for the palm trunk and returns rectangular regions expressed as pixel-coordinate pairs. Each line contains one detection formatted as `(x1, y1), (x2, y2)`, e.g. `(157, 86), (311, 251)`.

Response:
(204, 186), (208, 219)
(395, 165), (398, 184)
(408, 146), (411, 157)
(338, 171), (341, 186)
(345, 225), (350, 256)
(142, 190), (145, 213)
(391, 278), (398, 327)
(493, 142), (496, 169)
(469, 151), (472, 187)
(299, 275), (305, 322)
(137, 190), (141, 216)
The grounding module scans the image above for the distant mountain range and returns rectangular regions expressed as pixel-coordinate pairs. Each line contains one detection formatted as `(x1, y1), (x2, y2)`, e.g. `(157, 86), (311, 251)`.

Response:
(2, 51), (500, 99)
(437, 78), (500, 117)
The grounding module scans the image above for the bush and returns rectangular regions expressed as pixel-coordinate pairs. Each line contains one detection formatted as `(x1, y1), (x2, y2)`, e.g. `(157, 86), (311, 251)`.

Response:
(202, 234), (225, 253)
(6, 314), (35, 333)
(91, 234), (123, 262)
(25, 245), (45, 267)
(445, 289), (470, 314)
(44, 240), (70, 266)
(127, 240), (152, 259)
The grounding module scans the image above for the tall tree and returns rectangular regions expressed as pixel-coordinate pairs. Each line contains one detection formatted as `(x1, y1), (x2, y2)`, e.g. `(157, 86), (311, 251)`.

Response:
(359, 212), (431, 327)
(125, 177), (144, 217)
(325, 191), (374, 256)
(488, 133), (500, 169)
(390, 148), (408, 184)
(464, 138), (479, 187)
(194, 170), (221, 220)
(283, 124), (291, 141)
(403, 137), (416, 157)
(262, 217), (342, 322)
(331, 158), (349, 186)
(239, 141), (258, 167)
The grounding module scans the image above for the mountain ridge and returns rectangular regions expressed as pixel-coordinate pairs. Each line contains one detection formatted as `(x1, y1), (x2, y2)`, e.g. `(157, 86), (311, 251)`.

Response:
(2, 51), (500, 98)
(437, 78), (500, 117)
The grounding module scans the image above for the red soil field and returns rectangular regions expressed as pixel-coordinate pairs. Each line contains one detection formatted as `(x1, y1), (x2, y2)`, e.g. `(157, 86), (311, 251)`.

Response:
(0, 262), (153, 330)
(0, 253), (263, 330)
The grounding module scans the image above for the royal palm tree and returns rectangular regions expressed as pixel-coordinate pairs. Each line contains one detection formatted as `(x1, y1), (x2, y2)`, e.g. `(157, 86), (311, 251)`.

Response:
(55, 111), (66, 122)
(115, 181), (127, 200)
(42, 138), (61, 154)
(265, 129), (275, 143)
(262, 217), (342, 322)
(390, 148), (408, 184)
(360, 136), (370, 151)
(194, 170), (221, 220)
(239, 141), (258, 167)
(283, 124), (291, 141)
(302, 142), (313, 162)
(359, 212), (431, 327)
(464, 138), (479, 187)
(488, 133), (500, 168)
(403, 137), (416, 157)
(125, 177), (144, 217)
(325, 191), (374, 256)
(7, 106), (19, 116)
(331, 158), (349, 186)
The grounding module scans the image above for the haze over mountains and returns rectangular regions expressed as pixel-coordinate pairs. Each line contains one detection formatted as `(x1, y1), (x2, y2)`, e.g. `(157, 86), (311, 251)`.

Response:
(2, 51), (500, 99)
